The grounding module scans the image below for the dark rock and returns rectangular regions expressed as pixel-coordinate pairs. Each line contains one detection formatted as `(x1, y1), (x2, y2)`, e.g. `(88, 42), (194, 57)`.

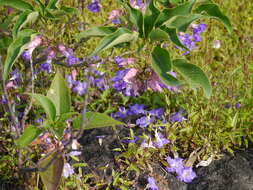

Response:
(188, 150), (253, 190)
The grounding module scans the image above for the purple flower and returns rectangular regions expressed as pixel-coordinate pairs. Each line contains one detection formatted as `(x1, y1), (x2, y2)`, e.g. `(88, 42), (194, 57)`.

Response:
(224, 103), (231, 109)
(112, 18), (120, 24)
(72, 81), (87, 95)
(63, 163), (75, 178)
(176, 167), (197, 183)
(111, 106), (129, 119)
(34, 118), (43, 126)
(147, 176), (159, 190)
(235, 102), (241, 109)
(166, 156), (184, 174)
(128, 104), (146, 115)
(136, 116), (154, 128)
(154, 133), (170, 148)
(112, 69), (130, 82)
(40, 61), (51, 73)
(149, 108), (164, 119)
(66, 55), (80, 65)
(1, 95), (7, 104)
(192, 23), (206, 34)
(9, 69), (22, 85)
(122, 136), (140, 144)
(87, 0), (101, 13)
(68, 151), (82, 156)
(169, 110), (186, 123)
(66, 75), (76, 88)
(94, 77), (108, 90)
(21, 50), (32, 61)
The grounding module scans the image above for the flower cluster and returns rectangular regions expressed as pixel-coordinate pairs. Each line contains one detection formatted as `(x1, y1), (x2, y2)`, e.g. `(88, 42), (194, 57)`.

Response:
(166, 156), (197, 183)
(178, 23), (206, 55)
(169, 109), (187, 123)
(147, 176), (159, 190)
(87, 0), (101, 13)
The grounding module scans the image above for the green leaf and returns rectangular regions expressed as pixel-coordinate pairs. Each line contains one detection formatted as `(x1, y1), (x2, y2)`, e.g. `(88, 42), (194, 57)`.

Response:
(151, 46), (181, 86)
(73, 112), (124, 130)
(143, 0), (160, 37)
(195, 3), (232, 33)
(0, 36), (12, 50)
(3, 29), (36, 80)
(47, 0), (60, 10)
(38, 151), (64, 190)
(91, 28), (138, 56)
(47, 73), (71, 116)
(149, 28), (169, 41)
(0, 13), (19, 31)
(172, 59), (212, 98)
(164, 14), (204, 32)
(15, 125), (43, 148)
(75, 26), (117, 40)
(12, 10), (39, 38)
(34, 0), (46, 14)
(29, 93), (57, 121)
(0, 0), (34, 11)
(121, 2), (143, 37)
(59, 6), (77, 14)
(155, 0), (196, 27)
(160, 26), (188, 49)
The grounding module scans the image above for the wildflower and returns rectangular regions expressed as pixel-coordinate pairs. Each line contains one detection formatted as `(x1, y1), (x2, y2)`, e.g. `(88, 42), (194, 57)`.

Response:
(224, 103), (231, 109)
(166, 156), (184, 173)
(169, 110), (186, 123)
(130, 0), (146, 11)
(108, 10), (121, 24)
(1, 95), (7, 104)
(68, 151), (82, 156)
(63, 163), (75, 178)
(66, 55), (80, 65)
(149, 108), (164, 119)
(136, 116), (154, 128)
(154, 132), (170, 148)
(111, 106), (129, 119)
(147, 176), (159, 190)
(146, 70), (164, 92)
(235, 102), (241, 109)
(87, 0), (101, 13)
(66, 75), (76, 88)
(40, 60), (52, 73)
(213, 40), (221, 49)
(72, 81), (87, 96)
(123, 68), (138, 83)
(34, 118), (43, 126)
(128, 104), (146, 115)
(122, 136), (140, 144)
(176, 167), (197, 183)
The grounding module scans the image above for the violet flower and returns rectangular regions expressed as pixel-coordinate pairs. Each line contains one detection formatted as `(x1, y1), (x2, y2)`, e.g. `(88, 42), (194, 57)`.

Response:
(154, 132), (170, 148)
(63, 163), (75, 178)
(87, 0), (101, 13)
(169, 110), (186, 123)
(136, 116), (155, 128)
(176, 167), (197, 183)
(166, 156), (184, 174)
(147, 176), (159, 190)
(72, 81), (87, 96)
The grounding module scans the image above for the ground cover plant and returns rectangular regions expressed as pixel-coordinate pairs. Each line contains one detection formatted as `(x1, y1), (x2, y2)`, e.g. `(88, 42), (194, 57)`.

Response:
(0, 0), (253, 189)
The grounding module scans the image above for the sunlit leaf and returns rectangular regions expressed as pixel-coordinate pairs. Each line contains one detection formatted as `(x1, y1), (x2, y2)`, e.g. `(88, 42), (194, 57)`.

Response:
(73, 112), (124, 130)
(0, 0), (34, 11)
(172, 59), (212, 98)
(15, 125), (43, 148)
(47, 73), (71, 116)
(75, 26), (117, 40)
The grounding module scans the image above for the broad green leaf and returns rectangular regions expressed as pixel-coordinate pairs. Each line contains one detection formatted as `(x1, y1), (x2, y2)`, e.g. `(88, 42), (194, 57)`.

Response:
(143, 0), (160, 37)
(75, 26), (117, 40)
(151, 46), (181, 86)
(38, 151), (64, 190)
(12, 10), (39, 38)
(195, 3), (232, 33)
(52, 122), (65, 139)
(73, 112), (124, 130)
(172, 59), (212, 98)
(3, 29), (36, 80)
(29, 93), (57, 121)
(0, 0), (34, 11)
(164, 14), (204, 32)
(149, 28), (169, 41)
(0, 13), (19, 31)
(15, 125), (43, 148)
(47, 73), (71, 116)
(121, 2), (143, 37)
(0, 36), (12, 50)
(160, 26), (188, 49)
(47, 0), (60, 10)
(155, 0), (196, 27)
(91, 28), (138, 56)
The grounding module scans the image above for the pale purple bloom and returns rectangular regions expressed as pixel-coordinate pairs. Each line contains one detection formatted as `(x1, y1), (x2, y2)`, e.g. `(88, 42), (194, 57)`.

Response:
(149, 108), (164, 119)
(40, 60), (51, 73)
(147, 176), (159, 190)
(21, 50), (32, 61)
(177, 167), (197, 183)
(1, 95), (7, 104)
(235, 102), (241, 109)
(34, 118), (43, 126)
(166, 156), (184, 173)
(66, 75), (76, 88)
(87, 0), (101, 13)
(67, 55), (80, 65)
(130, 0), (146, 11)
(111, 106), (129, 119)
(122, 136), (140, 144)
(72, 81), (87, 95)
(136, 116), (154, 128)
(63, 163), (75, 178)
(9, 69), (22, 85)
(169, 110), (186, 123)
(224, 103), (231, 109)
(68, 151), (82, 156)
(94, 77), (108, 90)
(128, 104), (146, 115)
(154, 133), (170, 148)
